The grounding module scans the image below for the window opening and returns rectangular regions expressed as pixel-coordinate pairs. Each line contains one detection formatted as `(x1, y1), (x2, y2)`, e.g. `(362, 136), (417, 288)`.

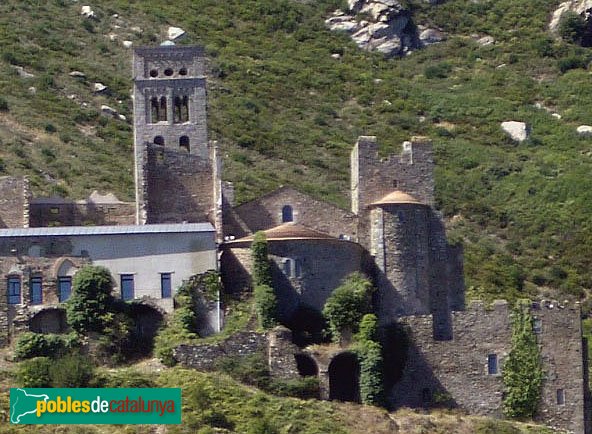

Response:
(557, 389), (565, 405)
(58, 276), (72, 302)
(159, 96), (167, 122)
(8, 276), (21, 304)
(283, 259), (292, 277)
(282, 205), (293, 223)
(150, 97), (159, 123)
(161, 273), (172, 298)
(487, 354), (498, 375)
(181, 96), (189, 122)
(179, 67), (187, 76)
(179, 136), (190, 152)
(154, 136), (165, 146)
(164, 68), (173, 76)
(30, 276), (42, 305)
(121, 274), (134, 301)
(533, 318), (542, 334)
(149, 69), (158, 78)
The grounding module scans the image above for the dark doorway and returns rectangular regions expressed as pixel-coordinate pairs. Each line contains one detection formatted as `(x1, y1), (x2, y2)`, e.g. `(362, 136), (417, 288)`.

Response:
(329, 352), (360, 402)
(295, 354), (318, 377)
(29, 309), (68, 334)
(128, 304), (164, 355)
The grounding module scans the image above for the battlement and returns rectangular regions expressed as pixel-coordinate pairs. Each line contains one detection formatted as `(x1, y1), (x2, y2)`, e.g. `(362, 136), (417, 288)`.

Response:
(350, 136), (434, 215)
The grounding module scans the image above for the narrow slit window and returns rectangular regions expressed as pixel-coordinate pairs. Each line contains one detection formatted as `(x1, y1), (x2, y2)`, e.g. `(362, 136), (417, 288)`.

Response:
(30, 276), (42, 305)
(7, 276), (21, 304)
(487, 354), (498, 375)
(283, 259), (292, 277)
(159, 96), (167, 122)
(181, 96), (189, 122)
(173, 96), (182, 124)
(556, 389), (565, 405)
(150, 97), (159, 123)
(533, 318), (542, 334)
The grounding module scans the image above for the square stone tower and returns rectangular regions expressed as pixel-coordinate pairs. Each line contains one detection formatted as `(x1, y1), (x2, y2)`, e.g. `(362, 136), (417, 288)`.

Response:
(132, 46), (221, 228)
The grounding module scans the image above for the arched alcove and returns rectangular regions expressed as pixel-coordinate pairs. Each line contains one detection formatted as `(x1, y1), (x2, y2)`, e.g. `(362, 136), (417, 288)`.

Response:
(295, 353), (318, 377)
(30, 308), (68, 334)
(282, 205), (293, 223)
(128, 303), (164, 355)
(328, 352), (360, 402)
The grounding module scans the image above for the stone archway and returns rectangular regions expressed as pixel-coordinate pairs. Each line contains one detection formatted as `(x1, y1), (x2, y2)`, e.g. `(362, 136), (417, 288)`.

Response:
(29, 308), (68, 334)
(295, 353), (318, 377)
(328, 352), (360, 402)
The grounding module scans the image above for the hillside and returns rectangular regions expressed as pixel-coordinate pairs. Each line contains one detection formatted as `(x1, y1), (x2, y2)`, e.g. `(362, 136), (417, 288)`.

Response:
(1, 0), (592, 304)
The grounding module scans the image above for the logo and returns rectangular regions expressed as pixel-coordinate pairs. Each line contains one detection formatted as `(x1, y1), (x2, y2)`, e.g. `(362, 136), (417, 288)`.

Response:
(10, 388), (181, 424)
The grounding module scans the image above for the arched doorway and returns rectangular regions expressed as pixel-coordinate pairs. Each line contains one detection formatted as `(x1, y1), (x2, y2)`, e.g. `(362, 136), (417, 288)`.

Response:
(29, 308), (68, 334)
(329, 352), (360, 402)
(295, 353), (318, 377)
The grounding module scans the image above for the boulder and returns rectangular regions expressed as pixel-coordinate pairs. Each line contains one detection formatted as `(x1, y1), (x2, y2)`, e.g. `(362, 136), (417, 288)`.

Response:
(419, 28), (445, 45)
(69, 71), (86, 78)
(168, 26), (186, 41)
(348, 0), (365, 13)
(477, 35), (495, 46)
(101, 105), (118, 116)
(375, 36), (402, 56)
(577, 125), (592, 135)
(501, 121), (529, 142)
(122, 40), (133, 48)
(550, 0), (592, 32)
(13, 66), (34, 79)
(93, 82), (108, 93)
(81, 6), (95, 19)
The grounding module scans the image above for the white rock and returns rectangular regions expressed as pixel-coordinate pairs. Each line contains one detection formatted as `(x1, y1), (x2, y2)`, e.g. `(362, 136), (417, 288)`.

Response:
(160, 40), (175, 47)
(122, 40), (133, 48)
(348, 0), (365, 13)
(13, 66), (34, 78)
(81, 5), (95, 18)
(28, 87), (36, 95)
(552, 113), (562, 119)
(577, 125), (592, 135)
(549, 0), (592, 32)
(69, 71), (86, 78)
(419, 28), (445, 45)
(93, 82), (108, 93)
(501, 121), (529, 142)
(478, 35), (495, 46)
(329, 21), (359, 33)
(101, 105), (118, 116)
(130, 26), (142, 33)
(108, 33), (118, 41)
(331, 53), (341, 59)
(361, 2), (391, 21)
(375, 37), (402, 56)
(368, 22), (391, 38)
(117, 114), (127, 121)
(325, 15), (355, 24)
(352, 28), (372, 47)
(168, 26), (186, 41)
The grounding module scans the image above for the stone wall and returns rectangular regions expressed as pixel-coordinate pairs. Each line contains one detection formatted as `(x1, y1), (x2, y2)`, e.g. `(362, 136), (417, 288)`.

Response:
(221, 239), (366, 320)
(29, 196), (135, 227)
(227, 187), (358, 241)
(144, 144), (215, 224)
(391, 300), (587, 434)
(0, 177), (29, 229)
(173, 331), (266, 370)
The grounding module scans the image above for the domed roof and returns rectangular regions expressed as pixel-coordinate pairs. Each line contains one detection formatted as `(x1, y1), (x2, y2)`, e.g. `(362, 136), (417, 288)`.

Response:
(229, 223), (336, 243)
(370, 190), (424, 206)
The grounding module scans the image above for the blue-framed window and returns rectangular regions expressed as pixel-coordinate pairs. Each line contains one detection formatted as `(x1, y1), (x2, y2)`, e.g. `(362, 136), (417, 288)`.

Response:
(58, 276), (72, 302)
(7, 276), (21, 304)
(121, 274), (134, 301)
(161, 273), (172, 298)
(487, 354), (498, 375)
(30, 276), (42, 305)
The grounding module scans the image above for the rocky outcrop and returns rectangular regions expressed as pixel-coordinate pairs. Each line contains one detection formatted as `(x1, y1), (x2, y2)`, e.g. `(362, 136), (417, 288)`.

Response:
(326, 1), (445, 57)
(549, 0), (592, 33)
(577, 125), (592, 135)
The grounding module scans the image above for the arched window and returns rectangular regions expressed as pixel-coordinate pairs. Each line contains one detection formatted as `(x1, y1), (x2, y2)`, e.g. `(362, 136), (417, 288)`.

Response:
(150, 97), (159, 123)
(173, 96), (182, 124)
(181, 96), (189, 122)
(179, 136), (190, 152)
(159, 96), (167, 122)
(56, 260), (76, 303)
(179, 67), (187, 76)
(154, 136), (165, 146)
(282, 205), (293, 223)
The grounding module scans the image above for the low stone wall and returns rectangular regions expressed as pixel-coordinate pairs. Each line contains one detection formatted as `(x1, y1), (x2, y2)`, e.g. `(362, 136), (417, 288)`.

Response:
(173, 331), (266, 370)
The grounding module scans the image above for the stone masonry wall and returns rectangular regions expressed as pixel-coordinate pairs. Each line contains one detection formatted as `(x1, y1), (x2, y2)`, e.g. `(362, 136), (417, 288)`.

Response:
(0, 177), (29, 229)
(392, 300), (586, 434)
(227, 186), (358, 241)
(144, 144), (215, 224)
(29, 201), (135, 227)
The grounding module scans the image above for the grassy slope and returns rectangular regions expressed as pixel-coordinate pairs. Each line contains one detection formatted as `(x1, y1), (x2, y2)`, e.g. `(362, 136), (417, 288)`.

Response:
(1, 0), (592, 303)
(0, 367), (558, 433)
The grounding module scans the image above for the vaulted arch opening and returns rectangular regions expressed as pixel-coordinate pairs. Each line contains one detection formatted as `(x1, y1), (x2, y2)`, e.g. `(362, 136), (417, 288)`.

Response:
(179, 136), (190, 152)
(329, 352), (360, 402)
(30, 308), (68, 334)
(128, 303), (164, 355)
(295, 353), (318, 377)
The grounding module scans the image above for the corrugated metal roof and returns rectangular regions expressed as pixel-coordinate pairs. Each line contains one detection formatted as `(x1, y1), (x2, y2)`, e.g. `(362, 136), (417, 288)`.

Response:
(0, 223), (215, 237)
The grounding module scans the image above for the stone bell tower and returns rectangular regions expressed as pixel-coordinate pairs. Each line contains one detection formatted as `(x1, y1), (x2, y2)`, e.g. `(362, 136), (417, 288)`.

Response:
(132, 45), (221, 229)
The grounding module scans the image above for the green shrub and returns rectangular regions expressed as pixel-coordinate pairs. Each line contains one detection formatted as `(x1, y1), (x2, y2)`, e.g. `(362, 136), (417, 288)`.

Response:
(424, 62), (452, 79)
(356, 314), (384, 406)
(323, 273), (374, 342)
(251, 231), (273, 287)
(502, 302), (543, 418)
(16, 357), (52, 387)
(267, 377), (320, 399)
(14, 332), (76, 360)
(92, 369), (156, 388)
(49, 353), (94, 387)
(557, 55), (587, 73)
(559, 11), (586, 44)
(0, 97), (8, 112)
(254, 284), (278, 329)
(66, 265), (116, 334)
